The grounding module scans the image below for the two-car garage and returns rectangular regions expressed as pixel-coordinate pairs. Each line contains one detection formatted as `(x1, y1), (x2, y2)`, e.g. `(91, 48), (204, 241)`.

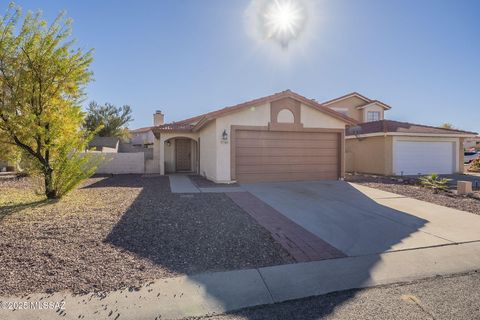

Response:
(233, 130), (342, 183)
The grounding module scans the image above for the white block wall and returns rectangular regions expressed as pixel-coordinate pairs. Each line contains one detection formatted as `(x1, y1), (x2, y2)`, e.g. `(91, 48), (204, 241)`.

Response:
(93, 152), (145, 174)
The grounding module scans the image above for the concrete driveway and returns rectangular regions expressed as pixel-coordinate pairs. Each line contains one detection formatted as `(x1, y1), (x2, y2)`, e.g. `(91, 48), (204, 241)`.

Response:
(241, 181), (480, 256)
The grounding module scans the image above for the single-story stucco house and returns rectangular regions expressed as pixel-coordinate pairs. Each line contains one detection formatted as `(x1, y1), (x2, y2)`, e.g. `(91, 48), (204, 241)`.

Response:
(139, 90), (476, 182)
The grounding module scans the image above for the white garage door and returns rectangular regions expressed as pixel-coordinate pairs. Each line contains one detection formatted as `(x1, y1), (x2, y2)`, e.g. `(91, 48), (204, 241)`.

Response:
(393, 140), (455, 175)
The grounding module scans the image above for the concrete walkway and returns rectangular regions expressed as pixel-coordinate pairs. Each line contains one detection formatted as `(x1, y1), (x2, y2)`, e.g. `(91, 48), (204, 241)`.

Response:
(2, 241), (479, 320)
(169, 175), (244, 193)
(168, 174), (201, 193)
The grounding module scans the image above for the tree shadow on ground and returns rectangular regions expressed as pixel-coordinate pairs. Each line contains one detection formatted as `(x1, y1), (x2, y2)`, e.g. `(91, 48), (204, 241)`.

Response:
(86, 174), (292, 276)
(0, 198), (55, 220)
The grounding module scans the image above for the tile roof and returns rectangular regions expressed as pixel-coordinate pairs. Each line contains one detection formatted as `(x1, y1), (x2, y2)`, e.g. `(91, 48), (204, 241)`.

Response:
(151, 123), (195, 137)
(167, 90), (359, 132)
(346, 120), (477, 136)
(130, 126), (154, 133)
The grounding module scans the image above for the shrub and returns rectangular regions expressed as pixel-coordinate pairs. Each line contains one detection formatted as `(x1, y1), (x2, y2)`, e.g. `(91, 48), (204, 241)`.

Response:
(50, 146), (104, 198)
(469, 158), (480, 172)
(419, 173), (451, 193)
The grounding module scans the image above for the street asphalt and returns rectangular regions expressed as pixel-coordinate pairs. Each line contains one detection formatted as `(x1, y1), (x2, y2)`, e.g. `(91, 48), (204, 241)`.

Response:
(187, 271), (480, 320)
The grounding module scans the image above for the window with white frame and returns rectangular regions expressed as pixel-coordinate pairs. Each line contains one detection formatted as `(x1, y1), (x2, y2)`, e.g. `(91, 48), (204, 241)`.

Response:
(367, 111), (381, 122)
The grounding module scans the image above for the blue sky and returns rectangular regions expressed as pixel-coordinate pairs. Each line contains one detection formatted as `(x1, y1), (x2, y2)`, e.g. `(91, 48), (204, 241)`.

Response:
(9, 0), (480, 132)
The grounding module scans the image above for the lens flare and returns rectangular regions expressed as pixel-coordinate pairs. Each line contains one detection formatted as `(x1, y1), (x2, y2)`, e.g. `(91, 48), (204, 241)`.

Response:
(262, 0), (307, 48)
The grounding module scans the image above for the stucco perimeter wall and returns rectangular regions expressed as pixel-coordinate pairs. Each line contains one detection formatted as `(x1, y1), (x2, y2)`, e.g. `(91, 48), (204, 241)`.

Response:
(92, 152), (145, 174)
(346, 136), (393, 175)
(198, 121), (217, 181)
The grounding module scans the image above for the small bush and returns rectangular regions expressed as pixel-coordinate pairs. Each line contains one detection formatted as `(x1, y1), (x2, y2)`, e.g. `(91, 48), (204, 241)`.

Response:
(469, 158), (480, 172)
(419, 173), (451, 193)
(50, 146), (104, 198)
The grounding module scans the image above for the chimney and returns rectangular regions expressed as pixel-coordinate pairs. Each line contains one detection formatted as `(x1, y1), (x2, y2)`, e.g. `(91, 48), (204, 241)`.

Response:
(153, 110), (164, 126)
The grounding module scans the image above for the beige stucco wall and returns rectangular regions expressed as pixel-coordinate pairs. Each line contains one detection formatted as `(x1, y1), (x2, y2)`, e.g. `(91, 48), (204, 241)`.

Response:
(326, 96), (366, 122)
(164, 139), (176, 173)
(346, 135), (392, 175)
(459, 138), (465, 173)
(215, 103), (271, 182)
(301, 104), (348, 128)
(198, 121), (217, 180)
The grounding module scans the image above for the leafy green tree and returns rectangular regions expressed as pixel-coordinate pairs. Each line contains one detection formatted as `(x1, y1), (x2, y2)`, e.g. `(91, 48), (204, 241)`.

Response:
(84, 101), (133, 138)
(0, 3), (100, 199)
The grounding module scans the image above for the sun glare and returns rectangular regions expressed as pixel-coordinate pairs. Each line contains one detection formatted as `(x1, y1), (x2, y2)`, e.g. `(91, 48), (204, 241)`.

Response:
(262, 0), (307, 48)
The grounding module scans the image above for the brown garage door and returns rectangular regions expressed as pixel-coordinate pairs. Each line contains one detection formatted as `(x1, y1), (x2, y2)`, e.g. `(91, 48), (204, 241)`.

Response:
(234, 130), (340, 183)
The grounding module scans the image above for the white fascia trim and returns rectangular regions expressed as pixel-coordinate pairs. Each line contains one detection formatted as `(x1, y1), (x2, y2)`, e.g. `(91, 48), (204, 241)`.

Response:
(323, 94), (370, 106)
(346, 132), (476, 139)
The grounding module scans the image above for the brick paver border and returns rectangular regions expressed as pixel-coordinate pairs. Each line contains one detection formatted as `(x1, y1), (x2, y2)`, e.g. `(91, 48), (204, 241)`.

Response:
(227, 192), (346, 262)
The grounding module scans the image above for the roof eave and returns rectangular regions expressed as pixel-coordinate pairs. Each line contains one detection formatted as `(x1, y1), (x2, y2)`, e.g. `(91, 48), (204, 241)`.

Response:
(322, 92), (372, 106)
(346, 132), (477, 139)
(356, 100), (391, 110)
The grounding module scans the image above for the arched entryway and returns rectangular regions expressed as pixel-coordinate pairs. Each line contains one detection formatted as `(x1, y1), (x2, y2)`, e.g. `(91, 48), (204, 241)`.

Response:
(164, 137), (199, 174)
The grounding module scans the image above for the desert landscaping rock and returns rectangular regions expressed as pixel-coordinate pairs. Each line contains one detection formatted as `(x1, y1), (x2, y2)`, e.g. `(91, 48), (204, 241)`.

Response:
(346, 174), (480, 215)
(0, 174), (293, 296)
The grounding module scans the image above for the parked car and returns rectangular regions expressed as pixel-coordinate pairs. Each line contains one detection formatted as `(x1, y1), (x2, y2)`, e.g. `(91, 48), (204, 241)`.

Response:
(464, 151), (479, 164)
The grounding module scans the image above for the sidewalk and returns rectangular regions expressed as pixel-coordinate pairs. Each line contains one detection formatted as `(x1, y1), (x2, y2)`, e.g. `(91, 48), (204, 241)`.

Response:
(2, 241), (479, 320)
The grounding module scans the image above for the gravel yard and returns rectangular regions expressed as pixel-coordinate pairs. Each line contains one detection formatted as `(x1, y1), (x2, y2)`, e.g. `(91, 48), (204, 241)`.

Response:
(346, 174), (480, 215)
(0, 174), (293, 296)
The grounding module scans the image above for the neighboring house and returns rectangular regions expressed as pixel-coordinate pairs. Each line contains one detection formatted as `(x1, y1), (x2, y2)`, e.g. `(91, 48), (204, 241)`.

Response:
(346, 120), (475, 176)
(0, 160), (14, 172)
(322, 92), (391, 123)
(129, 111), (164, 148)
(87, 137), (120, 153)
(464, 136), (480, 150)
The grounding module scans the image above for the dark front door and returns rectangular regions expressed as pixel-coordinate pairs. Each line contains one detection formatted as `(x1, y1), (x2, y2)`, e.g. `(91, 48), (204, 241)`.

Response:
(175, 139), (191, 171)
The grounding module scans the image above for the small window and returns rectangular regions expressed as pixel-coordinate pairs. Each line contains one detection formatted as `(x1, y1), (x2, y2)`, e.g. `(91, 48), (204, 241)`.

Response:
(367, 111), (381, 122)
